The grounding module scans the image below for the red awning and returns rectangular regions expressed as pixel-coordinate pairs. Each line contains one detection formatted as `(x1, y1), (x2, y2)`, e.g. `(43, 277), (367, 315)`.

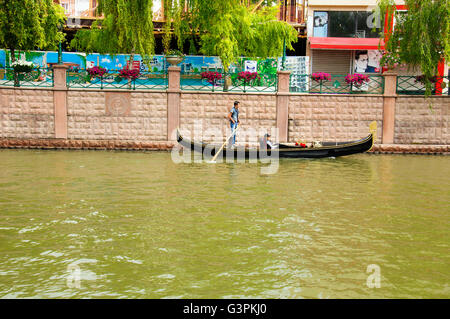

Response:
(310, 37), (385, 50)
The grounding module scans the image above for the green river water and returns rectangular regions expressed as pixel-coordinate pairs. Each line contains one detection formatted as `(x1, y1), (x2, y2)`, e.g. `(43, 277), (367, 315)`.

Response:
(0, 149), (448, 299)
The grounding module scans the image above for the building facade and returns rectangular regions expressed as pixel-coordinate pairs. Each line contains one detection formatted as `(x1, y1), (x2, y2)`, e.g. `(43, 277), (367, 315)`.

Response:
(305, 0), (406, 75)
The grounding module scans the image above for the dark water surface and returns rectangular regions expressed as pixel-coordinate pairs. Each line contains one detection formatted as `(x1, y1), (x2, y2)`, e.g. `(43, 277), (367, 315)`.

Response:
(0, 150), (448, 298)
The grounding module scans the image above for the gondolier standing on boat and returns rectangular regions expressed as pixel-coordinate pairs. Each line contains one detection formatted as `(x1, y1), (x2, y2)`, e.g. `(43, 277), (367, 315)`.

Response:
(228, 101), (240, 147)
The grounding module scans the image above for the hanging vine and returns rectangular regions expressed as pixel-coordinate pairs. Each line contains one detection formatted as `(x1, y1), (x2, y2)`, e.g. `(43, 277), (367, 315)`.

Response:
(71, 0), (155, 59)
(377, 0), (449, 95)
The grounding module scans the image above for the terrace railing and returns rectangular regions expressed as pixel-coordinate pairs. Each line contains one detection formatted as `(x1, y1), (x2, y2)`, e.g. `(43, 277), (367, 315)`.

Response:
(0, 67), (54, 88)
(67, 68), (168, 90)
(396, 76), (449, 95)
(12, 66), (450, 98)
(180, 71), (278, 93)
(289, 74), (385, 95)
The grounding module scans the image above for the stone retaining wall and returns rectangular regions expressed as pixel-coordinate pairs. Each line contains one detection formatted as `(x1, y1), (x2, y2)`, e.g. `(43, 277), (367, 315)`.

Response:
(288, 95), (384, 143)
(0, 88), (54, 139)
(67, 90), (167, 141)
(395, 96), (449, 145)
(0, 66), (448, 151)
(180, 92), (277, 143)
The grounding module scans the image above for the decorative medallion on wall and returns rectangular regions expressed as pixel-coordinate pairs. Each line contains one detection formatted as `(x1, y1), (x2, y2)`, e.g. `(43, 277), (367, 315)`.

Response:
(105, 92), (131, 116)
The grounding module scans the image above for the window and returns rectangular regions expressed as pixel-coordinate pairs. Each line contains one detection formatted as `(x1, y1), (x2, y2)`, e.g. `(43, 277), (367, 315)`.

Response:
(313, 11), (383, 38)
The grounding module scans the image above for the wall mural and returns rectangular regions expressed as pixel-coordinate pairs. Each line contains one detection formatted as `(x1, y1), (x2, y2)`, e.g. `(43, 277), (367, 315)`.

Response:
(0, 50), (308, 90)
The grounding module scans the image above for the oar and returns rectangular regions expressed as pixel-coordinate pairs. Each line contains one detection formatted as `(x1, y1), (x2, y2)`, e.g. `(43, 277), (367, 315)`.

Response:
(209, 124), (239, 163)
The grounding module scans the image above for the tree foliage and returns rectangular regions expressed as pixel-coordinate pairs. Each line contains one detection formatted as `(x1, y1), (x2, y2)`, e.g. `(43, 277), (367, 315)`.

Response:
(166, 0), (298, 70)
(71, 0), (155, 57)
(72, 0), (298, 71)
(378, 0), (449, 92)
(0, 0), (65, 62)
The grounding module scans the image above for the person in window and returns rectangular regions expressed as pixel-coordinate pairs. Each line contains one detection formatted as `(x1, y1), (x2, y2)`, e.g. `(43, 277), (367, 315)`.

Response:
(354, 50), (369, 73)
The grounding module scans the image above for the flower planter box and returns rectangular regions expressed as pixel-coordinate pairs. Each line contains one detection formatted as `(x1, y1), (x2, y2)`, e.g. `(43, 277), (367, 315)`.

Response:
(166, 56), (183, 66)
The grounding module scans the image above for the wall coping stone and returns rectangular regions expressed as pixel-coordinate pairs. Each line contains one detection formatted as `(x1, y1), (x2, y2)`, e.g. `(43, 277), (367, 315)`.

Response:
(66, 88), (168, 94)
(2, 86), (448, 99)
(0, 86), (54, 91)
(180, 90), (277, 96)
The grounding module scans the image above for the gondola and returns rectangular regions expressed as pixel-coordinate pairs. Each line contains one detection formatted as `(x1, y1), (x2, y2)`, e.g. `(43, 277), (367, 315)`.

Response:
(176, 121), (377, 159)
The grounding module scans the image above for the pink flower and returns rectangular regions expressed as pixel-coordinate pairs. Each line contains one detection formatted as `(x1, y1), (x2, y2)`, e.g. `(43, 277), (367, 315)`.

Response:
(345, 74), (370, 85)
(87, 66), (107, 77)
(237, 71), (260, 83)
(119, 68), (140, 80)
(201, 71), (222, 85)
(311, 72), (331, 82)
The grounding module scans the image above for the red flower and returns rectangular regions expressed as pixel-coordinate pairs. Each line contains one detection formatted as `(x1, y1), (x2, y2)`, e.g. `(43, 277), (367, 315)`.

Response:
(87, 66), (107, 77)
(345, 74), (370, 85)
(201, 71), (222, 85)
(311, 72), (331, 82)
(237, 71), (260, 83)
(119, 68), (140, 80)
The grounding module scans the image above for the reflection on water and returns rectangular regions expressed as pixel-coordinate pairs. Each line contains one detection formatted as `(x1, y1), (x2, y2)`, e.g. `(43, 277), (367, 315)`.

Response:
(0, 150), (448, 298)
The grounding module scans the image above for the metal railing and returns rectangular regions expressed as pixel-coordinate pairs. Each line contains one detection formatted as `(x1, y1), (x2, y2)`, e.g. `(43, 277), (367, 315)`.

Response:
(180, 71), (278, 93)
(67, 69), (168, 90)
(397, 76), (449, 95)
(0, 67), (54, 88)
(289, 74), (385, 94)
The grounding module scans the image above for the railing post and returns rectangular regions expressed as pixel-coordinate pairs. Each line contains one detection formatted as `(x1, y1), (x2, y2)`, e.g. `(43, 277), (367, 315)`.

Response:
(276, 70), (291, 143)
(167, 66), (181, 141)
(382, 70), (398, 144)
(52, 64), (69, 139)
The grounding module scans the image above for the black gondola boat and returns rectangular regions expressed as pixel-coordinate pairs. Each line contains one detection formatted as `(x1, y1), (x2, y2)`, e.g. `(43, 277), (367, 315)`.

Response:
(176, 121), (377, 159)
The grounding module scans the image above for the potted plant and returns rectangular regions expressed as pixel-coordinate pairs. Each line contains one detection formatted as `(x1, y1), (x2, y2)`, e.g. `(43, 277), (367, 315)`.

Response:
(87, 66), (107, 80)
(119, 67), (140, 80)
(11, 60), (34, 73)
(117, 67), (141, 89)
(237, 71), (260, 92)
(311, 72), (331, 93)
(10, 61), (35, 86)
(201, 71), (222, 86)
(345, 73), (370, 92)
(311, 72), (331, 82)
(165, 49), (185, 66)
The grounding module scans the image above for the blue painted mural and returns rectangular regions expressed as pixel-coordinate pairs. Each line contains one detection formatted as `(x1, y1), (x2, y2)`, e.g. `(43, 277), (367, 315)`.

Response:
(0, 49), (309, 90)
(0, 49), (296, 74)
